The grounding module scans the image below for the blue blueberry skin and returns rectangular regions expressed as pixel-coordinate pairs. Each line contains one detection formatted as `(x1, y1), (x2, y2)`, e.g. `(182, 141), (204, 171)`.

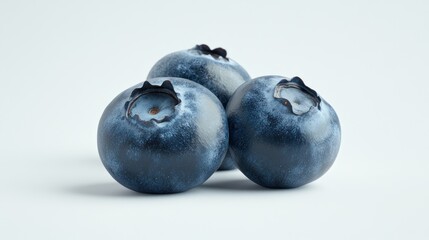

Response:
(147, 44), (251, 170)
(226, 76), (341, 188)
(97, 77), (229, 193)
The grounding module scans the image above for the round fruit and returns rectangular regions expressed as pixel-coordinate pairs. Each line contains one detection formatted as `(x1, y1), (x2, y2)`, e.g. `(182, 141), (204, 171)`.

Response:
(97, 77), (229, 193)
(227, 75), (341, 188)
(147, 44), (251, 170)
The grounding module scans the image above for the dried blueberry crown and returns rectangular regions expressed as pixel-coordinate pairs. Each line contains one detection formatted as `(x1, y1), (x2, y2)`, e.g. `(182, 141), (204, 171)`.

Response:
(274, 77), (321, 115)
(124, 80), (181, 120)
(194, 44), (228, 60)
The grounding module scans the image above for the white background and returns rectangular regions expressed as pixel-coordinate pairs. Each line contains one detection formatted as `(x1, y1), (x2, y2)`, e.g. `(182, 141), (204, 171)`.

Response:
(1, 1), (428, 239)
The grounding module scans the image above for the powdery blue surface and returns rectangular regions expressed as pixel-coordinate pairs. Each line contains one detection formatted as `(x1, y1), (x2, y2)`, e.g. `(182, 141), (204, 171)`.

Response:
(98, 77), (229, 193)
(148, 48), (251, 108)
(227, 76), (341, 188)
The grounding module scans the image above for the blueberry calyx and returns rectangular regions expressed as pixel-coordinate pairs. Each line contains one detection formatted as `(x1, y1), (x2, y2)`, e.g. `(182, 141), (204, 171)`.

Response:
(194, 44), (228, 60)
(273, 77), (321, 115)
(125, 80), (181, 124)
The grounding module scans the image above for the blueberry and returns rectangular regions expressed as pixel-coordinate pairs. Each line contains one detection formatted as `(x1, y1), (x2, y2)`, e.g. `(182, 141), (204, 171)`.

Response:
(226, 76), (341, 188)
(97, 77), (229, 193)
(147, 44), (251, 170)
